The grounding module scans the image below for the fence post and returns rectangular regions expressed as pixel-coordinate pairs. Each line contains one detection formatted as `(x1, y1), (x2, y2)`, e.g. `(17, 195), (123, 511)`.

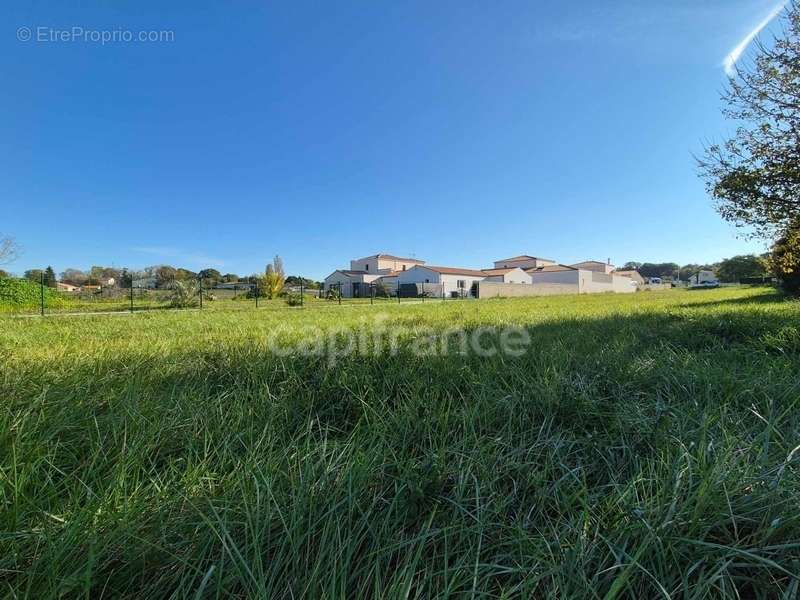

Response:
(338, 283), (342, 305)
(300, 281), (304, 307)
(130, 280), (134, 313)
(198, 276), (203, 310)
(370, 283), (374, 305)
(421, 283), (425, 302)
(255, 280), (259, 309)
(442, 282), (445, 301)
(40, 271), (45, 316)
(397, 280), (401, 304)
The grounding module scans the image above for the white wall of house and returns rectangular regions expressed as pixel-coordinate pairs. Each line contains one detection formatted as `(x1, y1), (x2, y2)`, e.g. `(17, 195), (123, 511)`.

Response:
(324, 271), (382, 297)
(611, 275), (638, 293)
(398, 266), (485, 296)
(530, 269), (580, 287)
(349, 256), (420, 274)
(397, 266), (441, 285)
(571, 261), (615, 274)
(484, 267), (532, 284)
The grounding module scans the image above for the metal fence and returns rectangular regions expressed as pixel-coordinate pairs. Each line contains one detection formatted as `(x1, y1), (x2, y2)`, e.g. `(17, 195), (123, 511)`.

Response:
(0, 274), (474, 317)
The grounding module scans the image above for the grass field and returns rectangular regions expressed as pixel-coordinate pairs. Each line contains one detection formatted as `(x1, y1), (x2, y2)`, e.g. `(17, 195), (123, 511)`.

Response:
(1, 287), (799, 598)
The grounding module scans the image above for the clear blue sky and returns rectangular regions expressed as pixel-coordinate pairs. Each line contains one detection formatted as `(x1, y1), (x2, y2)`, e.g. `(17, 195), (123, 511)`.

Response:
(1, 1), (784, 279)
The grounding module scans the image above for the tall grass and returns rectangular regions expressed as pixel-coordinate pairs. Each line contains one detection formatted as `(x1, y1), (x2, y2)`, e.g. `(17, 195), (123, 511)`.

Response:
(1, 288), (799, 598)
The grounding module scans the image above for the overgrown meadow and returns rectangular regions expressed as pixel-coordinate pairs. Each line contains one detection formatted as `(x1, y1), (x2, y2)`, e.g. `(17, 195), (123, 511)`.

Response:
(1, 287), (799, 598)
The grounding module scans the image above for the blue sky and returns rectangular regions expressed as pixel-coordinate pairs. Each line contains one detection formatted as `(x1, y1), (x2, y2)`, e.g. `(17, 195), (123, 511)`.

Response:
(0, 1), (787, 279)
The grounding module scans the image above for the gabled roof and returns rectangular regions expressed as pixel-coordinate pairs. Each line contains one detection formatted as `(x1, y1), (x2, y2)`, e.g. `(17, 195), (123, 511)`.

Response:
(481, 267), (516, 275)
(326, 269), (369, 279)
(420, 265), (487, 277)
(572, 260), (608, 266)
(496, 254), (554, 263)
(527, 264), (578, 273)
(357, 254), (425, 264)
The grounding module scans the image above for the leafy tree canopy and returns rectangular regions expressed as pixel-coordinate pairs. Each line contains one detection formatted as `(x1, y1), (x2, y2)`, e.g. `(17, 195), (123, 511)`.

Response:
(699, 7), (800, 237)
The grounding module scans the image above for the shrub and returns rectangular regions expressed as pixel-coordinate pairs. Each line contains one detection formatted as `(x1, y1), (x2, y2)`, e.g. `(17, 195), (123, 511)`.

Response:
(285, 292), (303, 306)
(168, 280), (200, 308)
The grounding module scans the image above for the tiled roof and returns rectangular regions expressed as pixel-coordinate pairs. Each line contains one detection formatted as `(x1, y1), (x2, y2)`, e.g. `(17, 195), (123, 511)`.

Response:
(527, 264), (578, 272)
(496, 254), (554, 262)
(358, 254), (424, 263)
(422, 265), (487, 277)
(481, 268), (515, 275)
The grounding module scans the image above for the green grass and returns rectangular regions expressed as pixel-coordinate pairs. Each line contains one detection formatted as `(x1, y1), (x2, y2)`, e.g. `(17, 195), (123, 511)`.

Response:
(1, 287), (799, 598)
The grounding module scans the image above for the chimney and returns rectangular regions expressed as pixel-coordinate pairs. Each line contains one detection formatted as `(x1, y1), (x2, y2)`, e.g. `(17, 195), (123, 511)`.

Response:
(607, 257), (611, 265)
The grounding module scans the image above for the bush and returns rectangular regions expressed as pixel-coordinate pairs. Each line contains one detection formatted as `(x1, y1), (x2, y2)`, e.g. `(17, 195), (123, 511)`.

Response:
(770, 221), (800, 295)
(168, 280), (200, 308)
(285, 292), (303, 306)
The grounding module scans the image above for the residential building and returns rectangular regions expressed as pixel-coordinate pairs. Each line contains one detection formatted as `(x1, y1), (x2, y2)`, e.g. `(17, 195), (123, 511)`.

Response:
(397, 265), (487, 297)
(689, 270), (718, 285)
(570, 260), (615, 274)
(480, 267), (532, 284)
(349, 254), (424, 274)
(528, 264), (635, 294)
(325, 252), (636, 298)
(56, 281), (79, 292)
(493, 255), (556, 270)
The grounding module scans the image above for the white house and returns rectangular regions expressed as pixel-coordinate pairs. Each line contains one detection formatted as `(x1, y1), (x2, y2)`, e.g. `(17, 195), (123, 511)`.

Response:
(480, 267), (532, 284)
(323, 270), (383, 297)
(528, 264), (635, 294)
(493, 255), (556, 270)
(689, 270), (718, 285)
(324, 254), (425, 297)
(397, 265), (487, 297)
(349, 254), (424, 274)
(56, 281), (80, 292)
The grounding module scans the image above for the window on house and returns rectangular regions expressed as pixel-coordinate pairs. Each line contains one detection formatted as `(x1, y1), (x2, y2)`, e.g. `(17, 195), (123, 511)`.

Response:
(402, 265), (406, 270)
(457, 280), (466, 288)
(365, 264), (369, 271)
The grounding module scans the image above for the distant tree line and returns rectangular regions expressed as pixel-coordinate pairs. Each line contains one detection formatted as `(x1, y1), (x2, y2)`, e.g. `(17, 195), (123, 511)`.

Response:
(621, 254), (771, 283)
(4, 255), (322, 292)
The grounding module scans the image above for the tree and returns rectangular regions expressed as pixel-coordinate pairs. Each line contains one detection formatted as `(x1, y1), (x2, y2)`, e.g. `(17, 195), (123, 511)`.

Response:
(285, 275), (320, 289)
(24, 269), (43, 282)
(60, 268), (88, 285)
(678, 263), (716, 282)
(222, 273), (240, 283)
(155, 265), (177, 288)
(770, 218), (800, 293)
(638, 262), (680, 280)
(698, 6), (800, 238)
(176, 268), (197, 281)
(716, 254), (768, 282)
(0, 235), (19, 265)
(198, 268), (222, 286)
(622, 261), (642, 270)
(44, 266), (57, 288)
(261, 255), (285, 299)
(0, 269), (8, 278)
